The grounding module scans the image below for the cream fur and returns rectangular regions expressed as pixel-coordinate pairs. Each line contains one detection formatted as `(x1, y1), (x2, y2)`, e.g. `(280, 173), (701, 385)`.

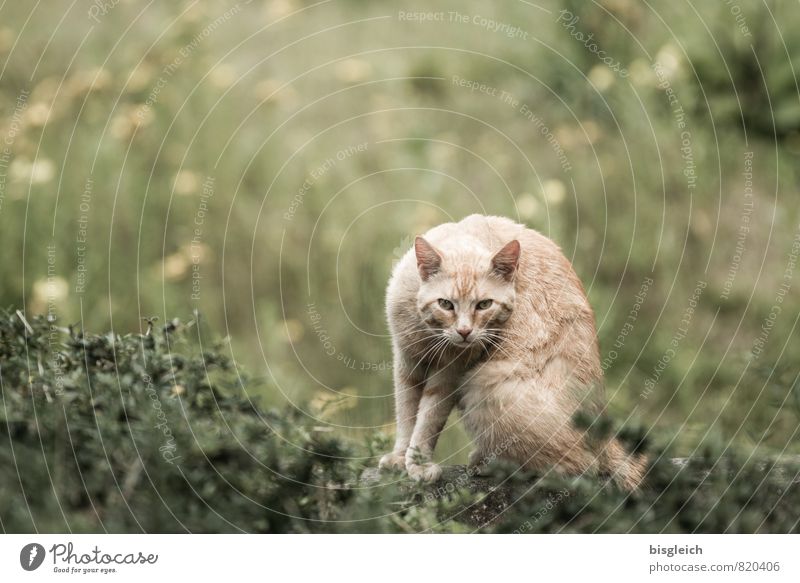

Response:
(379, 214), (646, 490)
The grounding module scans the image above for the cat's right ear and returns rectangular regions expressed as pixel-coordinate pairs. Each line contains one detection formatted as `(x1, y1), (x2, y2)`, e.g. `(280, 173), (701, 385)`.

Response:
(414, 236), (442, 281)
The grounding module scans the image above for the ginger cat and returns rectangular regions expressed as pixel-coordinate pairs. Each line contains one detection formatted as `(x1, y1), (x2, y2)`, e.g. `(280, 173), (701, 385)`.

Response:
(379, 214), (645, 490)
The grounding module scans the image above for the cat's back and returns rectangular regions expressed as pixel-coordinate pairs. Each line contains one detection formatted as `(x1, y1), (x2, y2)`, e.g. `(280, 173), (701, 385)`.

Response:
(386, 213), (568, 305)
(425, 214), (525, 249)
(388, 215), (517, 288)
(387, 214), (552, 287)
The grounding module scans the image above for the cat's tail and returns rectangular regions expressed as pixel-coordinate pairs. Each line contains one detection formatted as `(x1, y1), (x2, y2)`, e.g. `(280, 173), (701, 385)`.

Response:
(599, 438), (648, 491)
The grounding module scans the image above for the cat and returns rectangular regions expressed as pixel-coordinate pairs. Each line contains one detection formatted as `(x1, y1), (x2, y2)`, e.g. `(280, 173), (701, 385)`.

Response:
(379, 214), (646, 490)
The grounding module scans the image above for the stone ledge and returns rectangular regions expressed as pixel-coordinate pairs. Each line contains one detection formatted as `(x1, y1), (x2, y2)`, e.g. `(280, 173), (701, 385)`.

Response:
(361, 464), (521, 526)
(361, 457), (800, 527)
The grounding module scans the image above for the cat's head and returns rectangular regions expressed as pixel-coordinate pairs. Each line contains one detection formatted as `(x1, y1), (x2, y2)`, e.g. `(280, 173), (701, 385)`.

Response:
(414, 236), (520, 347)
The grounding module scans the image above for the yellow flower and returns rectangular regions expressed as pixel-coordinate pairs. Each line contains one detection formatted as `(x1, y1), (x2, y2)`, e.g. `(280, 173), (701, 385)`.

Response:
(588, 64), (615, 92)
(162, 252), (190, 281)
(210, 64), (237, 89)
(655, 44), (682, 80)
(128, 64), (155, 92)
(629, 58), (656, 87)
(335, 59), (372, 83)
(64, 68), (112, 99)
(542, 179), (566, 206)
(110, 104), (152, 140)
(516, 193), (540, 219)
(173, 170), (199, 195)
(30, 276), (69, 314)
(25, 103), (52, 127)
(255, 78), (297, 106)
(10, 157), (56, 185)
(185, 242), (210, 264)
(0, 27), (14, 52)
(265, 0), (295, 20)
(132, 104), (153, 127)
(282, 319), (304, 343)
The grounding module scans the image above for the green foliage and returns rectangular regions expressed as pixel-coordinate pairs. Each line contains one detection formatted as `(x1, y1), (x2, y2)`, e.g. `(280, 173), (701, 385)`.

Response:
(1, 311), (797, 533)
(0, 310), (357, 532)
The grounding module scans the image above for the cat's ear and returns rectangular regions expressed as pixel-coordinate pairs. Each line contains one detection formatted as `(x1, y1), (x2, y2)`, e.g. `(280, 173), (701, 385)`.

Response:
(415, 236), (442, 281)
(491, 240), (520, 281)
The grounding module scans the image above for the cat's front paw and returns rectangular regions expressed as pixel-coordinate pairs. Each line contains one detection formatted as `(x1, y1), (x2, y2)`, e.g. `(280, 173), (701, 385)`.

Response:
(406, 461), (443, 482)
(378, 452), (406, 471)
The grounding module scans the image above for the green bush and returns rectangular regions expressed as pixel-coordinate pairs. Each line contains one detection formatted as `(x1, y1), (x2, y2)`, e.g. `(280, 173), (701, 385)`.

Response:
(1, 309), (797, 533)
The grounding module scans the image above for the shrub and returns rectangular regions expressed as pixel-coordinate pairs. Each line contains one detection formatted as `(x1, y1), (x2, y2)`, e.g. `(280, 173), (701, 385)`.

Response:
(1, 309), (797, 533)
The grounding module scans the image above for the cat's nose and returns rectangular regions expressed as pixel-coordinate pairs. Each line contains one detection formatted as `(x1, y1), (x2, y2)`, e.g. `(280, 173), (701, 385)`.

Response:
(457, 327), (472, 340)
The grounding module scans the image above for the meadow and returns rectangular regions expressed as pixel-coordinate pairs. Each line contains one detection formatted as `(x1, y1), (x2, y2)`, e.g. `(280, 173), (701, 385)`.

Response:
(1, 0), (799, 474)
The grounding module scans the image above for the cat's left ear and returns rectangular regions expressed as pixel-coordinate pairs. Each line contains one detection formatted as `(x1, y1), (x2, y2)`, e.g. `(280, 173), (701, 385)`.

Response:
(491, 240), (520, 281)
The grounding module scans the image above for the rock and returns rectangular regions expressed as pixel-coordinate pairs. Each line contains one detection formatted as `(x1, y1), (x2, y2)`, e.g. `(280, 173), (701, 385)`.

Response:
(361, 457), (800, 527)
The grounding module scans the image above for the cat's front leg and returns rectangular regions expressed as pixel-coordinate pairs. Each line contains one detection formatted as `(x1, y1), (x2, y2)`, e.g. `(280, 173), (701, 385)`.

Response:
(405, 376), (456, 482)
(379, 359), (423, 471)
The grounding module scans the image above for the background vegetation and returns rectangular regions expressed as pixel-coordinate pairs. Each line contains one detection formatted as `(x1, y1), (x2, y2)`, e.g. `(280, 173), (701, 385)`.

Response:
(1, 0), (799, 531)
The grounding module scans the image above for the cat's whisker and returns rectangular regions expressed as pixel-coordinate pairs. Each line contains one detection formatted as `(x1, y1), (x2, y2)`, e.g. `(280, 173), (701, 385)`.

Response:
(408, 336), (450, 377)
(391, 327), (439, 340)
(484, 333), (526, 354)
(423, 337), (453, 376)
(427, 341), (448, 373)
(482, 339), (510, 359)
(481, 336), (516, 362)
(401, 332), (446, 351)
(482, 330), (529, 353)
(434, 338), (457, 368)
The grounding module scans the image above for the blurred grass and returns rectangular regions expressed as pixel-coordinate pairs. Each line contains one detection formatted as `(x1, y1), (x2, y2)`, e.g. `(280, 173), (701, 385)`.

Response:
(1, 0), (799, 462)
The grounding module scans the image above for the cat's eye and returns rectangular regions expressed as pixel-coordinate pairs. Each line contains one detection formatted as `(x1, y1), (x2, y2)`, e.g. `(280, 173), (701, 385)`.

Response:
(476, 299), (493, 310)
(438, 299), (454, 310)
